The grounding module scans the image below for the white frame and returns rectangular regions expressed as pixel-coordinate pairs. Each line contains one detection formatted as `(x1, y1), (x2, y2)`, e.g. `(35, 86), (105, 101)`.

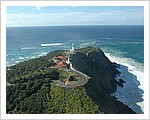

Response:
(1, 1), (149, 119)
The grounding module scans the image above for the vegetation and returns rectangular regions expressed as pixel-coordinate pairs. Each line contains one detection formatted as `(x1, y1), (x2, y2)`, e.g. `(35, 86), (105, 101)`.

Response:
(6, 47), (135, 114)
(58, 69), (79, 82)
(47, 85), (102, 114)
(6, 49), (103, 114)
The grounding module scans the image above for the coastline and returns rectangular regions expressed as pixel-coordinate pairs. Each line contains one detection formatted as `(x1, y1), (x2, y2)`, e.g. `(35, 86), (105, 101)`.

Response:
(106, 54), (144, 114)
(6, 48), (144, 113)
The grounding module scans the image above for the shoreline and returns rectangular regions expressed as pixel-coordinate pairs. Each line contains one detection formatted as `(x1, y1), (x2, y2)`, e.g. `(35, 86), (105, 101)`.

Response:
(6, 48), (144, 113)
(106, 54), (144, 114)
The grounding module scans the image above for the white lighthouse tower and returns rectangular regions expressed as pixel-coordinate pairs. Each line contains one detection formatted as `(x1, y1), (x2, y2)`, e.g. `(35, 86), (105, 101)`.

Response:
(72, 43), (75, 52)
(70, 43), (75, 53)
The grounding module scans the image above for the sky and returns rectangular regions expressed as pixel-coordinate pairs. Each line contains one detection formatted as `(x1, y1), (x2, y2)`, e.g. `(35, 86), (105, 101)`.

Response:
(6, 6), (144, 27)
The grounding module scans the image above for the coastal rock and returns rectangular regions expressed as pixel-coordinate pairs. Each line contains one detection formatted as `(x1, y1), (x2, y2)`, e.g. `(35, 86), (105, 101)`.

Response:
(71, 46), (135, 114)
(71, 46), (119, 93)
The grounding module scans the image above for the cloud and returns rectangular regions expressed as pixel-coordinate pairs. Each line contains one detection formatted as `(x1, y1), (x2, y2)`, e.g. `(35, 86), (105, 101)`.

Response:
(101, 11), (123, 15)
(34, 6), (45, 11)
(121, 17), (126, 20)
(6, 10), (144, 27)
(113, 17), (126, 21)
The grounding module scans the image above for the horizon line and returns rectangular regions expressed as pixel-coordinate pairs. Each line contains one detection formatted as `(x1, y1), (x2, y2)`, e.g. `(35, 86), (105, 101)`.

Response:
(6, 24), (144, 28)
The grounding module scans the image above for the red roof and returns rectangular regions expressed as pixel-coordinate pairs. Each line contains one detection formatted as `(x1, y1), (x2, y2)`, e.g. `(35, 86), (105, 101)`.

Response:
(56, 56), (65, 59)
(57, 61), (67, 66)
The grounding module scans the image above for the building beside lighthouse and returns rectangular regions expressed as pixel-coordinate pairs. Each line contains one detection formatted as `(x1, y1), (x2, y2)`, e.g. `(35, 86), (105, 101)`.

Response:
(52, 43), (75, 69)
(66, 56), (70, 64)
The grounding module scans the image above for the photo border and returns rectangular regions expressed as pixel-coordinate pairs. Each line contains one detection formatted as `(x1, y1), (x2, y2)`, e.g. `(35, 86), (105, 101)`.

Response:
(1, 0), (149, 119)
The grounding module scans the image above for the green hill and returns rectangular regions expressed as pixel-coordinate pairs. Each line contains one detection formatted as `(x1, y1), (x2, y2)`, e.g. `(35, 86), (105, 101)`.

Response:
(6, 47), (135, 114)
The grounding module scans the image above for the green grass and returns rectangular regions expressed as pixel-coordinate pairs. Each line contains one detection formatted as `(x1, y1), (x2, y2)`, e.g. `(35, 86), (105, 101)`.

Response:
(58, 69), (80, 82)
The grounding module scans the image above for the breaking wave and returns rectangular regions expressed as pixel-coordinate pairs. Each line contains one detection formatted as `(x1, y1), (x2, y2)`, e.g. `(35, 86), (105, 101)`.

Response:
(41, 43), (63, 47)
(38, 52), (47, 57)
(80, 41), (96, 47)
(18, 57), (25, 60)
(106, 53), (144, 113)
(21, 47), (36, 50)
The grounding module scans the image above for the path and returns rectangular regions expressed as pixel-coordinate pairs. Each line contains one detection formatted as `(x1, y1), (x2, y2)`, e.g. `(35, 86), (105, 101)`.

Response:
(53, 63), (90, 88)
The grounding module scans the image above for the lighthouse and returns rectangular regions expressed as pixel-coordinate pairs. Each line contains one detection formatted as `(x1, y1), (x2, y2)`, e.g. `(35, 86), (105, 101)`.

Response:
(72, 43), (75, 52)
(70, 43), (75, 53)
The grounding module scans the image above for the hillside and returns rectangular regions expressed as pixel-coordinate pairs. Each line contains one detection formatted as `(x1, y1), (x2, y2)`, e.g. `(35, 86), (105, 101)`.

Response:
(72, 46), (118, 93)
(71, 46), (135, 113)
(6, 47), (135, 114)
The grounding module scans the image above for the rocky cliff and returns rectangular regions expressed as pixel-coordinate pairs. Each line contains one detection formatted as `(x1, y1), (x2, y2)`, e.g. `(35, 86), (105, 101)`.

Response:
(71, 46), (118, 93)
(71, 46), (135, 113)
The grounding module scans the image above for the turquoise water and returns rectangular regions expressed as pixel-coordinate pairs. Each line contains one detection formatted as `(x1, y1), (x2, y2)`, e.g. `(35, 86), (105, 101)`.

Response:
(6, 25), (144, 71)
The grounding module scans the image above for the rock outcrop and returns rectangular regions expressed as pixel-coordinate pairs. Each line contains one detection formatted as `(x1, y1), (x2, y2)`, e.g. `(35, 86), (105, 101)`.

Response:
(71, 46), (135, 114)
(71, 46), (118, 93)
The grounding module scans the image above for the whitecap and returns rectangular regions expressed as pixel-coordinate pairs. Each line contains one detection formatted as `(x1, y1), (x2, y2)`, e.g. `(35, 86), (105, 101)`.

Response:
(18, 57), (25, 60)
(31, 56), (36, 59)
(101, 37), (112, 40)
(38, 52), (47, 57)
(80, 41), (96, 47)
(15, 61), (20, 64)
(21, 47), (36, 50)
(41, 43), (63, 47)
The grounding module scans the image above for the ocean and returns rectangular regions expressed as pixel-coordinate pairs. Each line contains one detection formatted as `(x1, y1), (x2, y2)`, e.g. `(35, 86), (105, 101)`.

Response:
(6, 25), (144, 113)
(6, 25), (144, 69)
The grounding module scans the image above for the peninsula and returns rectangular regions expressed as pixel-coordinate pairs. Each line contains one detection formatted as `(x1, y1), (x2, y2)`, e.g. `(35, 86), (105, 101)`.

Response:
(6, 46), (135, 114)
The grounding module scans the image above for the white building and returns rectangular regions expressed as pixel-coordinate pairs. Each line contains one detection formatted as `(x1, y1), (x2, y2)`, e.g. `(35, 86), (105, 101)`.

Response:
(66, 57), (70, 64)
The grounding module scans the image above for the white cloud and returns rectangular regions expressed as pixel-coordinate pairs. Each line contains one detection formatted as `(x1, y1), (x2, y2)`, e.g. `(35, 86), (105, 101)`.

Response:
(100, 11), (123, 15)
(34, 6), (45, 10)
(121, 17), (126, 20)
(6, 10), (144, 27)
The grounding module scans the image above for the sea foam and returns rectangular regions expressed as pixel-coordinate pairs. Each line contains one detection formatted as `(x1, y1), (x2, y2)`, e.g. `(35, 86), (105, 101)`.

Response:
(80, 41), (96, 48)
(106, 53), (144, 113)
(31, 56), (36, 59)
(18, 57), (25, 60)
(38, 52), (47, 57)
(15, 61), (20, 64)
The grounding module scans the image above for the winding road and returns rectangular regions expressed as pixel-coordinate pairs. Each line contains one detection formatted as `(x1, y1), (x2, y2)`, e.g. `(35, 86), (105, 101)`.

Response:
(53, 63), (90, 88)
